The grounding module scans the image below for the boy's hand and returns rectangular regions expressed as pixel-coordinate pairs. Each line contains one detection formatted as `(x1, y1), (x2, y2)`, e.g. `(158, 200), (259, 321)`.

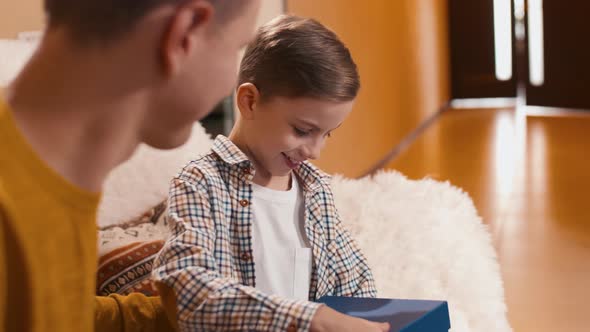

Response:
(310, 305), (390, 332)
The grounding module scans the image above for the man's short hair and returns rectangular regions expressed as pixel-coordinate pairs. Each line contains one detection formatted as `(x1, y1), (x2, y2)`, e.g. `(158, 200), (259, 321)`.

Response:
(44, 0), (244, 44)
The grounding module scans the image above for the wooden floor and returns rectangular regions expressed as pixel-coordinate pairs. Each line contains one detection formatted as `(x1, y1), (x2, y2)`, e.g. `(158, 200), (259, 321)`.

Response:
(386, 107), (590, 332)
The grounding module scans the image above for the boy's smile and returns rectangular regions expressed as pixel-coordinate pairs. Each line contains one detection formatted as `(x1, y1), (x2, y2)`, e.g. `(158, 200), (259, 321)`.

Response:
(282, 152), (303, 169)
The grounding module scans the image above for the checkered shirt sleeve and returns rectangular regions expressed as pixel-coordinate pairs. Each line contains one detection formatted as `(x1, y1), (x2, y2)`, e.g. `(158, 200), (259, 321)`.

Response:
(326, 189), (378, 298)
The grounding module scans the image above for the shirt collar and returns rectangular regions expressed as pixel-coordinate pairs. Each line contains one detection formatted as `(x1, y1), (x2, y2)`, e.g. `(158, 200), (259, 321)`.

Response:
(211, 135), (331, 193)
(212, 135), (252, 166)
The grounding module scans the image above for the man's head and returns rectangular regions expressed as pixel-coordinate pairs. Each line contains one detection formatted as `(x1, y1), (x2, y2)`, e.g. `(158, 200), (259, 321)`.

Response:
(234, 15), (360, 178)
(42, 0), (261, 149)
(44, 0), (247, 45)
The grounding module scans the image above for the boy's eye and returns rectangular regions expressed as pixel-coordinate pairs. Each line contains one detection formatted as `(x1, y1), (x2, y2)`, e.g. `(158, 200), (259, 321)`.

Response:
(294, 127), (310, 137)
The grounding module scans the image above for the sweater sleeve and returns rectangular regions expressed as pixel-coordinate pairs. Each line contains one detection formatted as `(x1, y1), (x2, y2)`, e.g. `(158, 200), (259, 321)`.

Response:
(94, 294), (176, 332)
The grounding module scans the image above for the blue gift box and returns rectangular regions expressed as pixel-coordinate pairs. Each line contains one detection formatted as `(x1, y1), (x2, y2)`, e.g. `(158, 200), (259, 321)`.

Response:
(317, 296), (451, 332)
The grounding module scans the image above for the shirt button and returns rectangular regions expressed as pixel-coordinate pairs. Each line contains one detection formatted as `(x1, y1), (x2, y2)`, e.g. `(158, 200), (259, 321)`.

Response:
(240, 252), (252, 261)
(242, 167), (251, 174)
(239, 199), (250, 207)
(287, 323), (297, 332)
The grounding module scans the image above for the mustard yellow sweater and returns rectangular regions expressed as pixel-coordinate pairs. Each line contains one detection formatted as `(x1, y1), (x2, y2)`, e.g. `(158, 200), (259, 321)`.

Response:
(0, 96), (174, 331)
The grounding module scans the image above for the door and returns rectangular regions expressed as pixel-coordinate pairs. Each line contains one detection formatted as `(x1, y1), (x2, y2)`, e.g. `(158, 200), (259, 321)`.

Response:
(449, 0), (517, 99)
(524, 0), (590, 109)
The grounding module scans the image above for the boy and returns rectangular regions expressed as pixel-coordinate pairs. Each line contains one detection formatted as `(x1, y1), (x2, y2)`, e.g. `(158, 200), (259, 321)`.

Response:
(0, 0), (260, 331)
(153, 15), (390, 332)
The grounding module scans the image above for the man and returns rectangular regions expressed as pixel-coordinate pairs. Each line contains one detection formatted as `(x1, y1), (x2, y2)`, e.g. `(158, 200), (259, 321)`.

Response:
(0, 1), (261, 331)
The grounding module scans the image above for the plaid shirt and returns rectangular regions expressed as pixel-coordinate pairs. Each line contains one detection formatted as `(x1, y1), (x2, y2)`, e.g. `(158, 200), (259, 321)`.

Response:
(153, 136), (377, 332)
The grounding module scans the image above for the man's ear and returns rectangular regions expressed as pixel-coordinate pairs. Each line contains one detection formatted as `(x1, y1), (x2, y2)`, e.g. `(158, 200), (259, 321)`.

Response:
(160, 0), (214, 77)
(236, 83), (261, 120)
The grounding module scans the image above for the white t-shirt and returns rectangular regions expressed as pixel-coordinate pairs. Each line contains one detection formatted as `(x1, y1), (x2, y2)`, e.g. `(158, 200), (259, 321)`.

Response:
(250, 176), (312, 300)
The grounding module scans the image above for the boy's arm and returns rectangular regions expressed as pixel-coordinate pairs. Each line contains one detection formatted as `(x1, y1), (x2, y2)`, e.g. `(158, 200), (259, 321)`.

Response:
(326, 190), (378, 298)
(152, 175), (322, 332)
(94, 294), (176, 332)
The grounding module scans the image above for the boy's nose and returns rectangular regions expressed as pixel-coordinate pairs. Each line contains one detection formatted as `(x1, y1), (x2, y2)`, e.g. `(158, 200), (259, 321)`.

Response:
(302, 141), (322, 160)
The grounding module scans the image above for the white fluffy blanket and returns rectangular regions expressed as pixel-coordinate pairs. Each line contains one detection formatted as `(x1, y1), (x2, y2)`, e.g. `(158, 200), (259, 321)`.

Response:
(331, 173), (512, 332)
(0, 38), (38, 86)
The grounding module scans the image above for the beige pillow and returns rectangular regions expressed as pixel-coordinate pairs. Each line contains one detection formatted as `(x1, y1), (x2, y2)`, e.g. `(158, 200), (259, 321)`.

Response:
(98, 200), (169, 256)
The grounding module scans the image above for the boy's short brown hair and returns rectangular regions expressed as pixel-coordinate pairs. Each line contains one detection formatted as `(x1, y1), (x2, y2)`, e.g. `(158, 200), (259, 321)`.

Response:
(44, 0), (244, 44)
(238, 15), (360, 103)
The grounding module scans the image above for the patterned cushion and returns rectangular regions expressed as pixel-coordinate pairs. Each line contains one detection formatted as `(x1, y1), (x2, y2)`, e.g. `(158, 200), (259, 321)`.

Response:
(96, 240), (164, 297)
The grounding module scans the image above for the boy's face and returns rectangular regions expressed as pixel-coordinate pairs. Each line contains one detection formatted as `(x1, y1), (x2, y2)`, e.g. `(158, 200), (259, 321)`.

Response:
(245, 96), (354, 177)
(144, 0), (260, 149)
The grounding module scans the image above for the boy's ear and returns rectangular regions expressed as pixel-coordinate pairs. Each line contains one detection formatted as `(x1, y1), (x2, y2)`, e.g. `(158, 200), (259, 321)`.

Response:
(160, 0), (214, 77)
(236, 83), (261, 120)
